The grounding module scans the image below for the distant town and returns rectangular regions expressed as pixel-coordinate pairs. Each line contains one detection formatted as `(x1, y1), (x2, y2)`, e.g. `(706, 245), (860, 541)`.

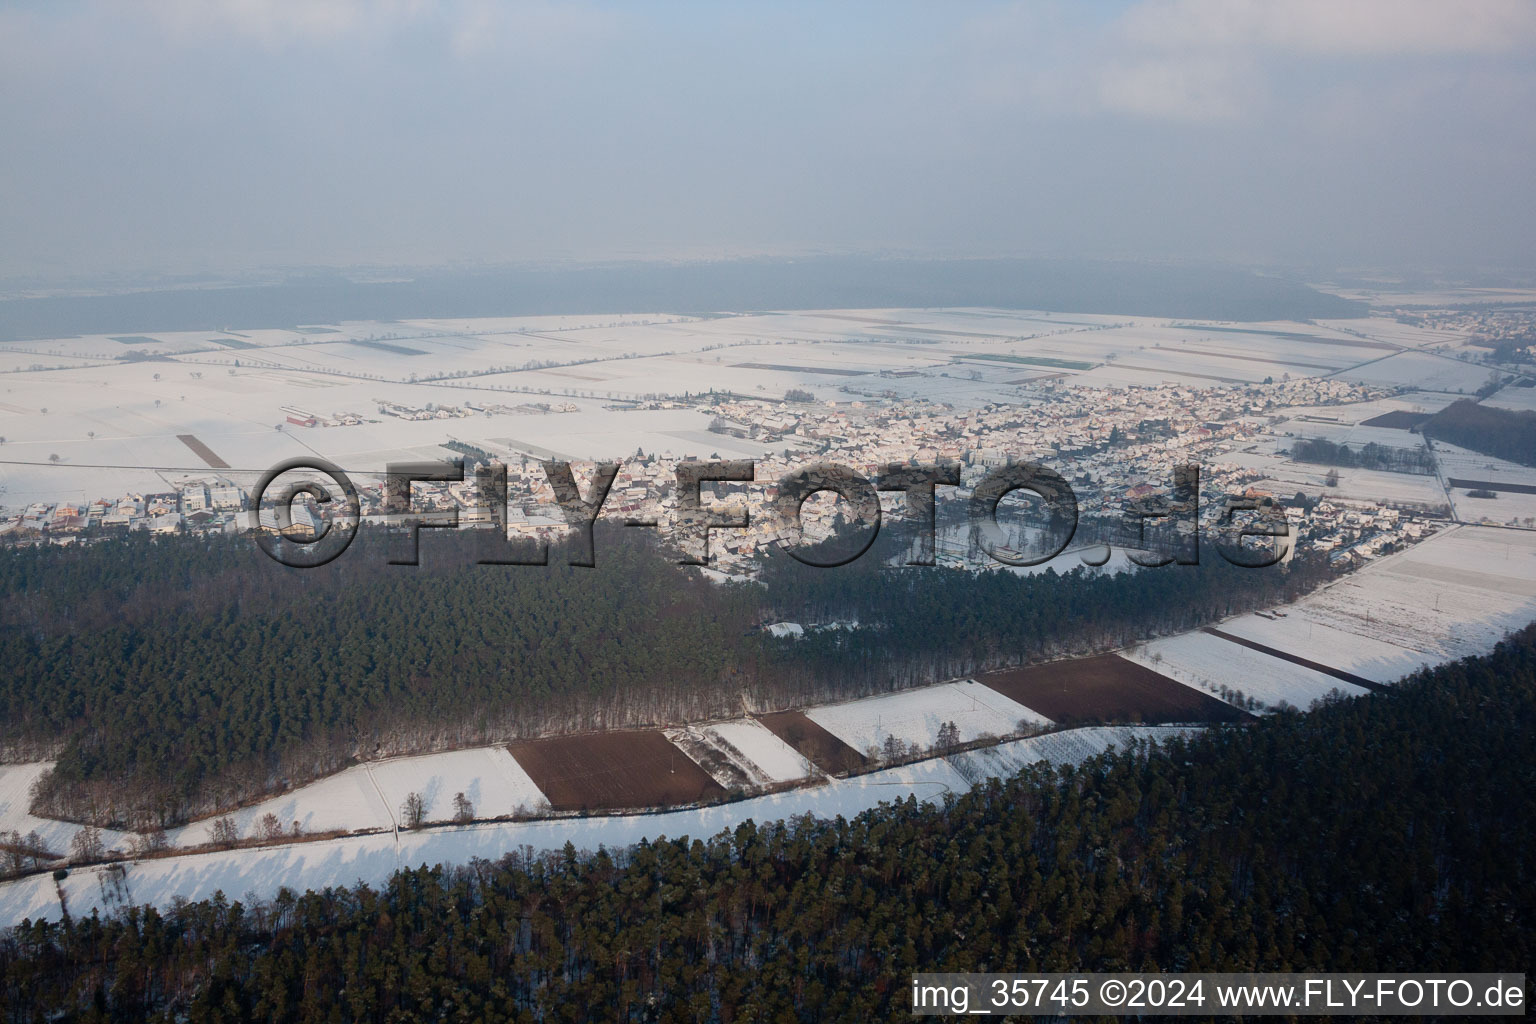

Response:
(2, 304), (1532, 571)
(0, 375), (1480, 571)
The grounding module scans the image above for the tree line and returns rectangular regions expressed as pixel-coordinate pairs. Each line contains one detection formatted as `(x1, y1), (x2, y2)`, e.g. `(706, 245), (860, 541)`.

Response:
(1, 526), (1331, 828)
(1289, 437), (1436, 474)
(1419, 398), (1536, 467)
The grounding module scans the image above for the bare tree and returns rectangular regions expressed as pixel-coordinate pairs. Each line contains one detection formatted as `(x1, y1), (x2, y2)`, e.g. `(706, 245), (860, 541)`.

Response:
(130, 829), (169, 858)
(258, 813), (285, 842)
(452, 792), (474, 824)
(69, 825), (105, 863)
(210, 816), (240, 848)
(401, 792), (426, 830)
(23, 831), (46, 869)
(1, 830), (25, 873)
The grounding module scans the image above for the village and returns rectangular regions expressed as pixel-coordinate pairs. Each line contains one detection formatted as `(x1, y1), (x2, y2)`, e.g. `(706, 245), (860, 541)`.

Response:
(2, 360), (1477, 576)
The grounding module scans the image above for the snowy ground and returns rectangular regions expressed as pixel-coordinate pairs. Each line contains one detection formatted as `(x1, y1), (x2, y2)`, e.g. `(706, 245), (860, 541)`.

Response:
(0, 722), (1235, 927)
(0, 873), (57, 925)
(1433, 441), (1536, 487)
(805, 680), (1050, 757)
(665, 719), (817, 789)
(1451, 487), (1536, 528)
(1272, 420), (1432, 451)
(1433, 441), (1536, 523)
(947, 726), (1203, 784)
(1221, 450), (1450, 509)
(1276, 394), (1459, 421)
(170, 747), (549, 846)
(1119, 633), (1369, 711)
(1216, 525), (1536, 683)
(1216, 616), (1437, 685)
(1, 759), (972, 927)
(366, 747), (550, 822)
(169, 764), (389, 846)
(0, 307), (1441, 508)
(0, 763), (135, 857)
(1483, 385), (1536, 413)
(1336, 351), (1493, 392)
(1091, 525), (1536, 706)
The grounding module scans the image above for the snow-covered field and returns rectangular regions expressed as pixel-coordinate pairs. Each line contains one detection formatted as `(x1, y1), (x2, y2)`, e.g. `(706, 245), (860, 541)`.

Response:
(1336, 351), (1492, 392)
(367, 747), (549, 821)
(948, 726), (1202, 784)
(1483, 385), (1536, 413)
(170, 747), (549, 846)
(1265, 394), (1457, 425)
(0, 763), (135, 856)
(666, 719), (817, 789)
(1220, 450), (1450, 509)
(1, 759), (973, 927)
(1257, 466), (1447, 509)
(1071, 363), (1207, 389)
(1105, 346), (1312, 384)
(1099, 526), (1536, 705)
(0, 873), (58, 925)
(5, 723), (1234, 928)
(805, 680), (1050, 756)
(1217, 525), (1536, 683)
(1452, 487), (1536, 528)
(1432, 441), (1536, 489)
(1217, 615), (1437, 685)
(0, 307), (1440, 508)
(1119, 633), (1368, 710)
(1274, 420), (1432, 451)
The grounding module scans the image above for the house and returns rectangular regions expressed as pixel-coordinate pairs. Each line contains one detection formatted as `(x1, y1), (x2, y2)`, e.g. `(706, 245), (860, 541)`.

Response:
(209, 485), (244, 511)
(148, 513), (183, 534)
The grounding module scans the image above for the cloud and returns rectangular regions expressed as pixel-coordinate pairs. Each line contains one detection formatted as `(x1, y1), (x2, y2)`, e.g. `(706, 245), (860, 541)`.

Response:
(1097, 56), (1251, 121)
(1118, 0), (1536, 57)
(1, 0), (1533, 277)
(1081, 0), (1536, 121)
(441, 0), (619, 60)
(143, 0), (394, 44)
(132, 0), (613, 56)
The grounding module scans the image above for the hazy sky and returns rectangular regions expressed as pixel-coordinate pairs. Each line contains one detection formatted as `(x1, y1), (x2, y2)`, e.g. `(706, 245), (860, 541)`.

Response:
(3, 0), (1534, 283)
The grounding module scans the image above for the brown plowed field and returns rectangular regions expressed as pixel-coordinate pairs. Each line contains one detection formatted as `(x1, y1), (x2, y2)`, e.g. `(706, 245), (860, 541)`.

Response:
(755, 711), (869, 774)
(979, 654), (1250, 724)
(508, 731), (726, 812)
